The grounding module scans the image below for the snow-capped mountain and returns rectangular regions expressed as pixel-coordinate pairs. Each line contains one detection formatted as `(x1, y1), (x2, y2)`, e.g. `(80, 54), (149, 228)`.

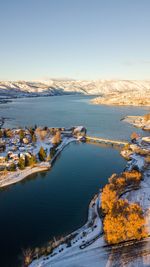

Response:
(0, 80), (150, 101)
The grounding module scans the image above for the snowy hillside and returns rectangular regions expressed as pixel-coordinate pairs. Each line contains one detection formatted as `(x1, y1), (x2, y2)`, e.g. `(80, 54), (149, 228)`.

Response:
(0, 80), (150, 100)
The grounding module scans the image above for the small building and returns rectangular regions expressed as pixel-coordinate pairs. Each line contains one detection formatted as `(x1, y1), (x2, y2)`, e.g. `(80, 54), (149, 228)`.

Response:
(73, 126), (87, 137)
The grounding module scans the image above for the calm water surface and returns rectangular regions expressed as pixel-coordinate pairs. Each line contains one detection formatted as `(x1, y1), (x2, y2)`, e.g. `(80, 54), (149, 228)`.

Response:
(1, 95), (148, 139)
(0, 95), (148, 266)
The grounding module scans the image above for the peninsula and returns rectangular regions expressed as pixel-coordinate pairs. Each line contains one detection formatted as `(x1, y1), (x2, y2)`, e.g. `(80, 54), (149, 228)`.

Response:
(123, 113), (150, 131)
(0, 126), (86, 188)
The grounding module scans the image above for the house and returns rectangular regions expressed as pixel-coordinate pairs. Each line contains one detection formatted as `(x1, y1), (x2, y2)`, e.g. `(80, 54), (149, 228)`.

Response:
(73, 126), (87, 137)
(8, 152), (19, 161)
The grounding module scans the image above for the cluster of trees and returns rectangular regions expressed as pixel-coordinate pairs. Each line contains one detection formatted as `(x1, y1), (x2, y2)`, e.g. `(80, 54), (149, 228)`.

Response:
(8, 162), (16, 171)
(22, 241), (55, 266)
(36, 128), (48, 141)
(104, 199), (147, 244)
(19, 128), (37, 143)
(22, 248), (33, 267)
(0, 127), (37, 143)
(35, 127), (62, 143)
(101, 170), (147, 244)
(38, 146), (57, 162)
(28, 128), (37, 143)
(11, 144), (56, 171)
(52, 130), (61, 145)
(18, 154), (37, 170)
(2, 129), (13, 138)
(49, 127), (62, 135)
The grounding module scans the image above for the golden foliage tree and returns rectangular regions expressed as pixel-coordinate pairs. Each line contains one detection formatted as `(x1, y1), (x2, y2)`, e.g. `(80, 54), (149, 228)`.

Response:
(52, 130), (61, 145)
(101, 184), (118, 214)
(103, 199), (147, 244)
(101, 170), (147, 245)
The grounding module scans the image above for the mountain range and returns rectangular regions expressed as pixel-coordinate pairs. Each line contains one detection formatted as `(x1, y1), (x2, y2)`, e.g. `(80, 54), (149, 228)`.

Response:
(0, 80), (150, 106)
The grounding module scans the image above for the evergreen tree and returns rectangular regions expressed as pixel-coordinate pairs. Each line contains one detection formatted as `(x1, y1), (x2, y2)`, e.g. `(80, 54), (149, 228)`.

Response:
(50, 147), (56, 158)
(25, 154), (36, 166)
(19, 129), (25, 142)
(38, 147), (47, 161)
(32, 134), (37, 143)
(9, 162), (16, 171)
(18, 157), (25, 170)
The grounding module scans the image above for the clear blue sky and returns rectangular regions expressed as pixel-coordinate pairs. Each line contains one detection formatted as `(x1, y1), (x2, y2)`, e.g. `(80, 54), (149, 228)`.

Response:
(0, 0), (150, 80)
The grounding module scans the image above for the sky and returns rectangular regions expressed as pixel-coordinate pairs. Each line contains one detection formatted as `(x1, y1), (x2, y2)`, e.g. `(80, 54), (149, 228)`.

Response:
(0, 0), (150, 81)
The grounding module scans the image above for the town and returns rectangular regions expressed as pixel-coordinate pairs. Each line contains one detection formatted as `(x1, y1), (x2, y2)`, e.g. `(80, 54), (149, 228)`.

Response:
(0, 125), (86, 187)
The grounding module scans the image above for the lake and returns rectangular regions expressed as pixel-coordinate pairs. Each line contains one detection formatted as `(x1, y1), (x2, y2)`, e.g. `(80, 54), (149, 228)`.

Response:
(1, 95), (148, 139)
(0, 95), (147, 266)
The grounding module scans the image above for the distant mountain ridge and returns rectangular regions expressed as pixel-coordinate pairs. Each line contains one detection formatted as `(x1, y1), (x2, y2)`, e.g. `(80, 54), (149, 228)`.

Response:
(0, 80), (150, 100)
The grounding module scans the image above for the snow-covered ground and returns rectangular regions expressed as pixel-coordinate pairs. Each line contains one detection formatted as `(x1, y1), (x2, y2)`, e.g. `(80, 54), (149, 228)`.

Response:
(123, 115), (150, 130)
(29, 194), (105, 267)
(121, 151), (150, 233)
(29, 135), (150, 267)
(0, 137), (76, 188)
(92, 91), (150, 106)
(1, 80), (150, 107)
(0, 162), (50, 188)
(0, 123), (80, 188)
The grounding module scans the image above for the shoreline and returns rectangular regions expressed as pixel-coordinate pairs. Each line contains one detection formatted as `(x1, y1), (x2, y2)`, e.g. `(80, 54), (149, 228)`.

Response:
(29, 192), (103, 267)
(0, 138), (76, 188)
(92, 100), (150, 107)
(0, 163), (50, 188)
(122, 115), (150, 131)
(1, 92), (150, 109)
(28, 133), (150, 267)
